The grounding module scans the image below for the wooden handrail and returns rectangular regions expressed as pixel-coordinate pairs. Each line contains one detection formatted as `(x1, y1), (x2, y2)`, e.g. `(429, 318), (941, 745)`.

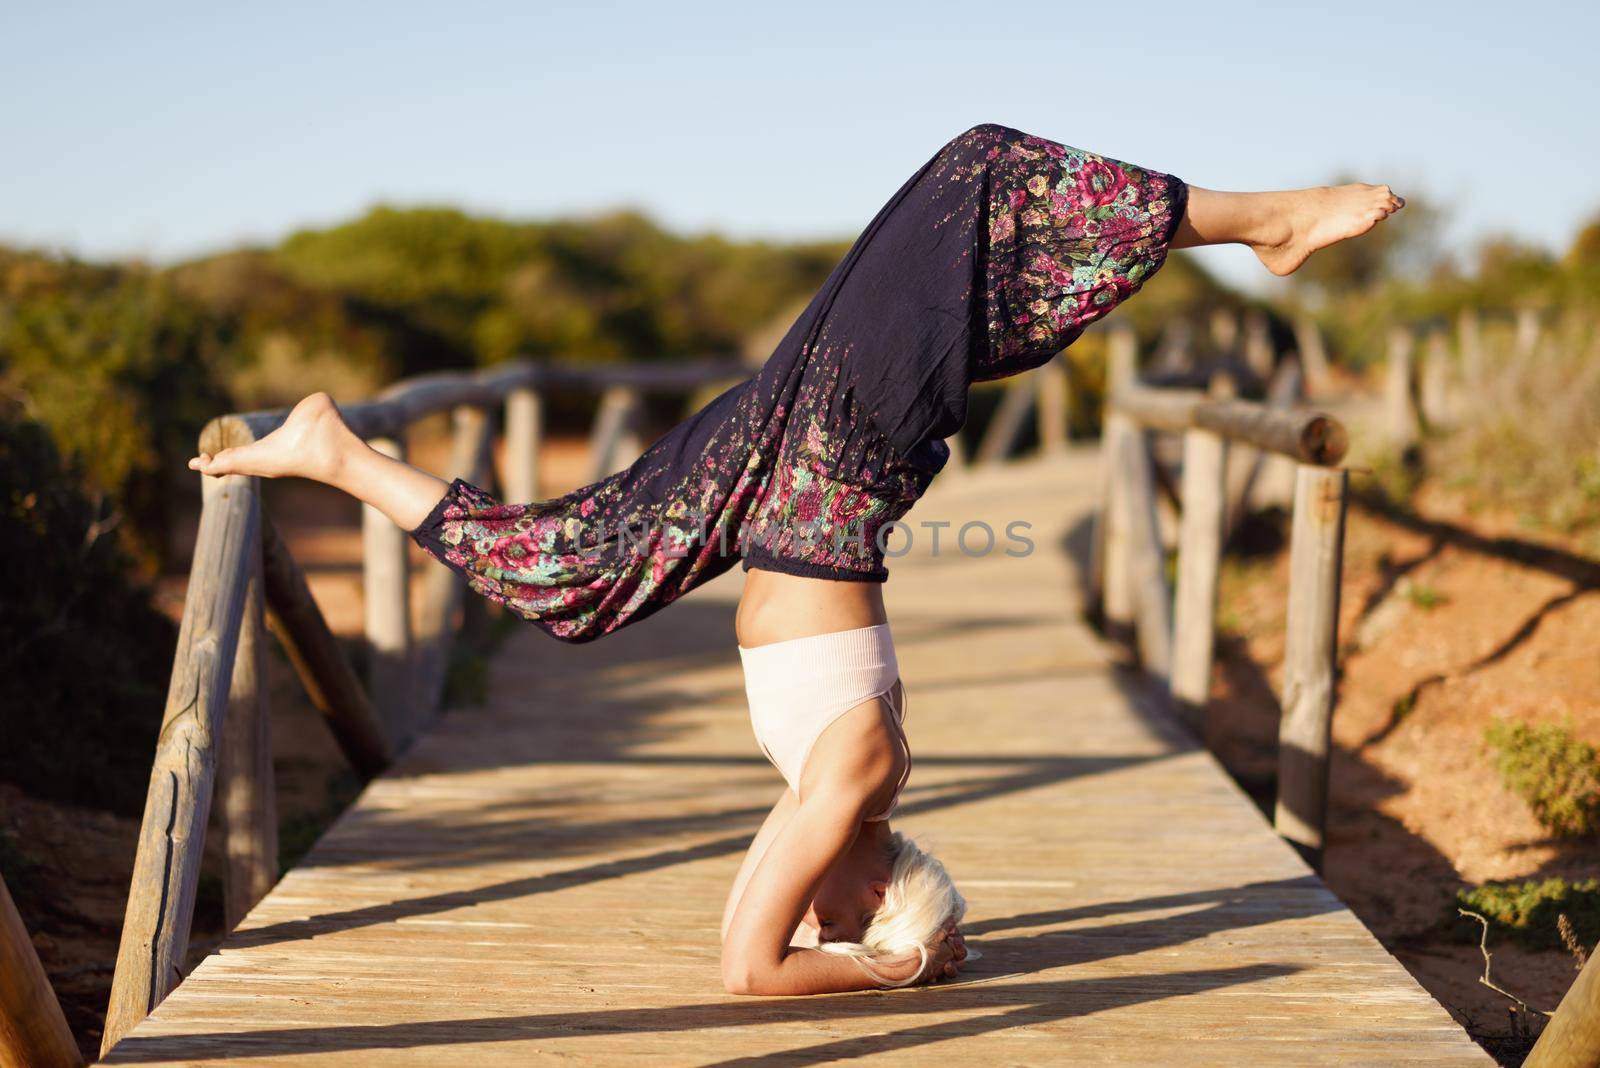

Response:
(1, 874), (81, 1068)
(100, 355), (752, 1057)
(1090, 324), (1350, 872)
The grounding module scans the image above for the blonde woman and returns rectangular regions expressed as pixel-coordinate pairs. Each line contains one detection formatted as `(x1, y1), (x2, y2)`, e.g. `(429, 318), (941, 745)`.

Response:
(190, 123), (1401, 993)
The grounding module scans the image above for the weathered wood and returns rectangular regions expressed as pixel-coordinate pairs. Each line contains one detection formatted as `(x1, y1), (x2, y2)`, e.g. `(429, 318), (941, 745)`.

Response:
(416, 405), (496, 716)
(102, 450), (1491, 1067)
(588, 385), (645, 481)
(1515, 306), (1542, 361)
(977, 375), (1037, 465)
(504, 386), (543, 505)
(1525, 940), (1600, 1068)
(218, 535), (277, 931)
(1209, 307), (1240, 354)
(1036, 356), (1071, 454)
(1245, 358), (1305, 513)
(1384, 326), (1420, 451)
(102, 472), (259, 1057)
(1088, 327), (1139, 626)
(1273, 464), (1349, 871)
(1293, 315), (1331, 396)
(259, 519), (392, 781)
(362, 437), (414, 747)
(1117, 425), (1173, 675)
(1110, 385), (1346, 467)
(1458, 307), (1485, 395)
(1419, 327), (1454, 430)
(0, 873), (81, 1068)
(1170, 425), (1228, 732)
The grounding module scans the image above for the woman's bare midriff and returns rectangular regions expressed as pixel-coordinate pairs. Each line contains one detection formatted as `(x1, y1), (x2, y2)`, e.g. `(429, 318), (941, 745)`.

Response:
(734, 568), (888, 648)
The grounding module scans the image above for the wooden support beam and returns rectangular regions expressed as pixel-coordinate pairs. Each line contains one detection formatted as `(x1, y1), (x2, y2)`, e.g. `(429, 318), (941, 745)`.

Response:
(363, 436), (414, 747)
(504, 386), (543, 505)
(1170, 425), (1228, 734)
(977, 375), (1038, 465)
(1525, 943), (1600, 1068)
(218, 537), (277, 931)
(416, 405), (496, 717)
(588, 385), (644, 481)
(1, 874), (81, 1068)
(1293, 315), (1331, 397)
(259, 518), (392, 781)
(1117, 425), (1173, 675)
(1087, 326), (1139, 627)
(1420, 327), (1454, 431)
(1273, 464), (1349, 871)
(1384, 326), (1420, 451)
(1036, 357), (1071, 454)
(102, 472), (259, 1057)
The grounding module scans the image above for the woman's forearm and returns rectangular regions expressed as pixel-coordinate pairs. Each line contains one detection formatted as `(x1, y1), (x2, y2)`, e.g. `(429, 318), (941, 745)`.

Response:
(724, 946), (924, 996)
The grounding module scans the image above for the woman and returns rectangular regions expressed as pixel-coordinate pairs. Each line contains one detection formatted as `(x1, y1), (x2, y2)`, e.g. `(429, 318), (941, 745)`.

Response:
(189, 123), (1402, 994)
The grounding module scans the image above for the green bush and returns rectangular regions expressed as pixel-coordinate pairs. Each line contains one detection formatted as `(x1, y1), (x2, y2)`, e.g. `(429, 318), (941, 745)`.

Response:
(1457, 878), (1600, 951)
(0, 407), (175, 815)
(1485, 719), (1600, 836)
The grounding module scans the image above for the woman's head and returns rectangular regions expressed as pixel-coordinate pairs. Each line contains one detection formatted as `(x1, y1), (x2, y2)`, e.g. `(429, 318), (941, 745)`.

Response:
(806, 830), (966, 971)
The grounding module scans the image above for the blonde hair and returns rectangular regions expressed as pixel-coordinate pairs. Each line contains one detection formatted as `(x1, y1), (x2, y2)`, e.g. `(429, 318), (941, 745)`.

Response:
(817, 831), (967, 986)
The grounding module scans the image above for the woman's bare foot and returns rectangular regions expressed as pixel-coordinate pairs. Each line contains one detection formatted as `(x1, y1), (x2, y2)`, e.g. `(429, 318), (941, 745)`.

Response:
(188, 391), (357, 483)
(1249, 184), (1405, 276)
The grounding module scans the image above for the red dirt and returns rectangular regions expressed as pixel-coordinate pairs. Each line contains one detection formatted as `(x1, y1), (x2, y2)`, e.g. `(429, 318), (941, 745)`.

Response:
(1209, 476), (1600, 1063)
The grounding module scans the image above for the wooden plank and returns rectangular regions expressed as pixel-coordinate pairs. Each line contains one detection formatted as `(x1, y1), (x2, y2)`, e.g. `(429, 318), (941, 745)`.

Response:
(104, 452), (1487, 1067)
(219, 534), (277, 930)
(260, 518), (393, 781)
(0, 873), (80, 1068)
(1036, 356), (1071, 454)
(1273, 465), (1349, 871)
(1117, 425), (1173, 675)
(362, 436), (414, 748)
(101, 471), (259, 1056)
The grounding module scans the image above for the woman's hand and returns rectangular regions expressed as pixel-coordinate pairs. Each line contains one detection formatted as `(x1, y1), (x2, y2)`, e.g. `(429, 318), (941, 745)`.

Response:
(872, 920), (968, 986)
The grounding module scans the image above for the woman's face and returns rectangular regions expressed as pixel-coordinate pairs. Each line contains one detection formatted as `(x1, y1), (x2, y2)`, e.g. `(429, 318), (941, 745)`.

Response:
(802, 840), (891, 944)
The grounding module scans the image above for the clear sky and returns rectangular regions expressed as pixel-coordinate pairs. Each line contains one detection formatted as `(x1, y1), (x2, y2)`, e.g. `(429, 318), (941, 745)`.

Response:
(3, 1), (1594, 292)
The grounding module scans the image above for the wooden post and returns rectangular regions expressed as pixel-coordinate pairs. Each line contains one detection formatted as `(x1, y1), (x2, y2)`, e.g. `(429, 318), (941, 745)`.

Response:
(1243, 309), (1274, 380)
(505, 386), (543, 505)
(1, 874), (81, 1068)
(588, 385), (644, 481)
(363, 436), (414, 747)
(977, 375), (1038, 465)
(1117, 424), (1173, 675)
(1458, 307), (1485, 399)
(1525, 943), (1600, 1068)
(1088, 325), (1138, 629)
(1383, 326), (1419, 451)
(259, 518), (392, 780)
(1036, 356), (1070, 454)
(218, 534), (277, 931)
(416, 405), (495, 716)
(1273, 464), (1349, 871)
(1170, 425), (1228, 733)
(1209, 308), (1240, 356)
(102, 472), (259, 1056)
(1293, 315), (1331, 397)
(1515, 306), (1542, 361)
(1420, 327), (1453, 431)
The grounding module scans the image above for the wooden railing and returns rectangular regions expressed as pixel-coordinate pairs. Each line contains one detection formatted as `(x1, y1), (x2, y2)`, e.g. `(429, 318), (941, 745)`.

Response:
(96, 356), (750, 1056)
(1086, 325), (1351, 873)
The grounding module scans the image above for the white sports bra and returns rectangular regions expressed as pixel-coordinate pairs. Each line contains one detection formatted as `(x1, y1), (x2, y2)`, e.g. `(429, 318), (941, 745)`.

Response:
(738, 624), (910, 821)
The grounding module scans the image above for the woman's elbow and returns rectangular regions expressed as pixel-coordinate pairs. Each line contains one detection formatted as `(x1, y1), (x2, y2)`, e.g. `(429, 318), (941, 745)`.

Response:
(720, 958), (760, 996)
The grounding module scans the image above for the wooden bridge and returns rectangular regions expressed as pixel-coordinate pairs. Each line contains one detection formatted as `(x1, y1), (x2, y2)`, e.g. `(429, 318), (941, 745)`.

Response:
(8, 332), (1583, 1065)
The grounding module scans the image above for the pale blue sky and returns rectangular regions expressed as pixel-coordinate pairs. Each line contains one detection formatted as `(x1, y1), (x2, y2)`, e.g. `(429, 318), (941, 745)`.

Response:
(3, 1), (1594, 292)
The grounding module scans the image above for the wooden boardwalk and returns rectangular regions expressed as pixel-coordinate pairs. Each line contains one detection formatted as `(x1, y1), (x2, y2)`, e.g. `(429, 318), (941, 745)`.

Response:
(104, 449), (1490, 1066)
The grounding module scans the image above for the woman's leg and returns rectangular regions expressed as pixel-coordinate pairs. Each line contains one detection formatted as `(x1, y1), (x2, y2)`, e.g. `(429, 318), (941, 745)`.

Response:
(1173, 184), (1405, 276)
(188, 392), (448, 531)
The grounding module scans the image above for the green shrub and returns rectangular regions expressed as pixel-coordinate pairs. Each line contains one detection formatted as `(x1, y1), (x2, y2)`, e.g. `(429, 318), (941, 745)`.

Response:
(0, 407), (175, 815)
(1457, 878), (1600, 951)
(1485, 719), (1600, 836)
